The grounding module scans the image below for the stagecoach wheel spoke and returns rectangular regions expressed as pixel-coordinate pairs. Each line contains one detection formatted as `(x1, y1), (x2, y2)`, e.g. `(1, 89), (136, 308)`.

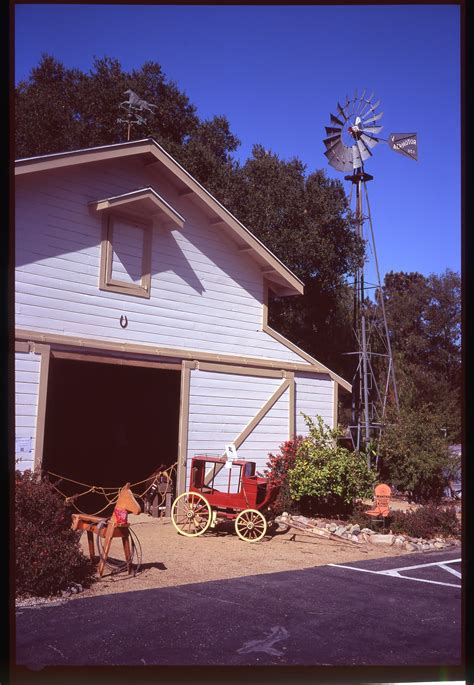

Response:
(235, 509), (267, 542)
(171, 492), (212, 537)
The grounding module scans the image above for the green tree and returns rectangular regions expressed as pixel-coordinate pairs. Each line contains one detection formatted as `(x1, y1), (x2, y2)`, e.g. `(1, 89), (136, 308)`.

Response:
(378, 405), (450, 503)
(227, 147), (363, 378)
(15, 55), (86, 157)
(378, 269), (461, 441)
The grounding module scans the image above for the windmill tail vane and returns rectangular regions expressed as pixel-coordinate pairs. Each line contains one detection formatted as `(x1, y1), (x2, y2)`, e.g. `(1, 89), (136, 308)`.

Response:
(388, 133), (418, 160)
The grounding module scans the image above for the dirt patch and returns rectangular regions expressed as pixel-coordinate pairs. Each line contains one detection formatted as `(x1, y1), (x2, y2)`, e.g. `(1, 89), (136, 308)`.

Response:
(74, 513), (413, 599)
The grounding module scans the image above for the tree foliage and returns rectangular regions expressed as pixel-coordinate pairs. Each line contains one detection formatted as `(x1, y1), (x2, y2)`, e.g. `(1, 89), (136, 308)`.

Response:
(378, 406), (450, 503)
(379, 269), (461, 441)
(227, 147), (363, 378)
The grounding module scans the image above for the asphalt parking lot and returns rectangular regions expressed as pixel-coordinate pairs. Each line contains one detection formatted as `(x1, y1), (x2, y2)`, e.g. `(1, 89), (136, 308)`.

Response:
(14, 550), (462, 673)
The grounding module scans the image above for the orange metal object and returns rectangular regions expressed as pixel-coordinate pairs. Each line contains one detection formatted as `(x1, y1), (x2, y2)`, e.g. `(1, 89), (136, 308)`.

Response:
(365, 483), (391, 518)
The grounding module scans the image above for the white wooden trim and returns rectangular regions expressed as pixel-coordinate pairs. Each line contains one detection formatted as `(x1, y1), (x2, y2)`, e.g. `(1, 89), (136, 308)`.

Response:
(15, 328), (329, 375)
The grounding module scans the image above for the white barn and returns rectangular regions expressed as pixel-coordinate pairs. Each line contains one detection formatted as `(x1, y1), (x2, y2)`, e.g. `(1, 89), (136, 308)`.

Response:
(14, 138), (351, 494)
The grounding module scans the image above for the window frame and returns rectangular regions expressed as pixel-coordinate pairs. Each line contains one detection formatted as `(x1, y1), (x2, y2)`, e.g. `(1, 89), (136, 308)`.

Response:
(99, 211), (152, 299)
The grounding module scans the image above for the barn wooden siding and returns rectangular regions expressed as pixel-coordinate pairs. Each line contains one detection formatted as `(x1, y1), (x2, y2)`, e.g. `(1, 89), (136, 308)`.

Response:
(15, 159), (308, 365)
(183, 367), (335, 489)
(14, 347), (41, 471)
(295, 372), (335, 434)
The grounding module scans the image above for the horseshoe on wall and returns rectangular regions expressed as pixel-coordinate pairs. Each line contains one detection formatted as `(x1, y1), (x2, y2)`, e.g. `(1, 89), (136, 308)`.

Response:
(120, 315), (128, 329)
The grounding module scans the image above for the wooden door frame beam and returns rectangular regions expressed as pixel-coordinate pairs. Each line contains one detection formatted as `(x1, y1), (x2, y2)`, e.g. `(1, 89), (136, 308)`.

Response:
(177, 360), (192, 495)
(50, 349), (181, 371)
(32, 344), (51, 474)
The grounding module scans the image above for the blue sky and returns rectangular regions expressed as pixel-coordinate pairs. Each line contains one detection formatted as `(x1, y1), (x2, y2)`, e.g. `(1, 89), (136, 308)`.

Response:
(15, 4), (461, 286)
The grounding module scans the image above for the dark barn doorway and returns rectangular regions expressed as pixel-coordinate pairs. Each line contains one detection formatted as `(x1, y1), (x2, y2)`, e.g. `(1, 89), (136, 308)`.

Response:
(42, 356), (181, 512)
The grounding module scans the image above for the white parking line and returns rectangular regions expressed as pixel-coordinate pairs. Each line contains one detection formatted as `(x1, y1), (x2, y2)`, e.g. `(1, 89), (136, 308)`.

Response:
(439, 564), (462, 579)
(328, 558), (462, 589)
(381, 558), (461, 573)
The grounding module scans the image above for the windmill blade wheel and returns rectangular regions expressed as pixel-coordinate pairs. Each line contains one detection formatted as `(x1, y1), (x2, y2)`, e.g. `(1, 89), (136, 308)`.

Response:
(324, 90), (384, 172)
(235, 509), (267, 542)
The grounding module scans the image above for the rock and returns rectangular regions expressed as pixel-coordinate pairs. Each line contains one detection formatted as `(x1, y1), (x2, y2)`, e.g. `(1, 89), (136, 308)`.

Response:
(362, 528), (375, 535)
(281, 512), (289, 519)
(394, 538), (404, 547)
(351, 535), (360, 543)
(276, 523), (290, 532)
(370, 534), (394, 545)
(404, 542), (417, 551)
(335, 526), (346, 537)
(422, 543), (431, 551)
(295, 516), (309, 525)
(328, 524), (337, 533)
(350, 524), (361, 534)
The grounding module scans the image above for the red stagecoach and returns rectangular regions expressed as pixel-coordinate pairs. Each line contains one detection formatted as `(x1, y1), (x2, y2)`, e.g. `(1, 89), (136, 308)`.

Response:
(171, 455), (280, 542)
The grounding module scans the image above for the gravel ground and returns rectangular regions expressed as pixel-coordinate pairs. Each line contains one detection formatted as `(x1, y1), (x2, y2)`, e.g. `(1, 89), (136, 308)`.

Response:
(64, 513), (413, 600)
(16, 497), (460, 608)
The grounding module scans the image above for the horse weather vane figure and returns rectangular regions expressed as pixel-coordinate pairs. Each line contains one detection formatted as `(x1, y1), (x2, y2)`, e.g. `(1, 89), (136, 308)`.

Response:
(323, 90), (418, 461)
(117, 89), (158, 141)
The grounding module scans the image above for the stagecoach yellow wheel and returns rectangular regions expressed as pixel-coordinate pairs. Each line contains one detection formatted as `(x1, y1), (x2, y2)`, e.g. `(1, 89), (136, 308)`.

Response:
(235, 509), (267, 542)
(171, 492), (212, 537)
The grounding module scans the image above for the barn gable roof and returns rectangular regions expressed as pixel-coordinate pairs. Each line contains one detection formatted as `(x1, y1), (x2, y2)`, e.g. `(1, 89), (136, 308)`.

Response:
(15, 138), (304, 297)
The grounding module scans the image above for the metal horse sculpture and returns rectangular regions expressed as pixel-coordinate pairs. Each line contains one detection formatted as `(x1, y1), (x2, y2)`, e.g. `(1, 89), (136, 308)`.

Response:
(122, 89), (157, 114)
(71, 483), (141, 576)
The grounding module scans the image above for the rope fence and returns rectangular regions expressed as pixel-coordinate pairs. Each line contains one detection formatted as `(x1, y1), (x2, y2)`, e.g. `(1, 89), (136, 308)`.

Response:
(45, 462), (178, 517)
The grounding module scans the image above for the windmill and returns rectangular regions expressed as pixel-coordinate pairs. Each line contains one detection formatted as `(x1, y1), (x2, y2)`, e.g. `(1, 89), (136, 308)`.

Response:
(323, 90), (417, 461)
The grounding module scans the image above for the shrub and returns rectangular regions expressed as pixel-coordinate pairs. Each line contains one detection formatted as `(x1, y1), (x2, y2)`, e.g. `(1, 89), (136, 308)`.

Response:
(288, 415), (376, 517)
(265, 436), (303, 514)
(347, 501), (382, 528)
(347, 501), (460, 539)
(388, 504), (460, 539)
(378, 405), (450, 503)
(15, 470), (95, 597)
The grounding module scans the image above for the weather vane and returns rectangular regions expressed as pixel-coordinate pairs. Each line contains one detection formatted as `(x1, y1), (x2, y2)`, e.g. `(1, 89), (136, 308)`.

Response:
(117, 89), (157, 141)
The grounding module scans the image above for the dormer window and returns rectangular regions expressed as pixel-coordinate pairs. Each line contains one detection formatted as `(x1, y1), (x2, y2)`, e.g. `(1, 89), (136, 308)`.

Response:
(89, 187), (185, 299)
(101, 213), (152, 298)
